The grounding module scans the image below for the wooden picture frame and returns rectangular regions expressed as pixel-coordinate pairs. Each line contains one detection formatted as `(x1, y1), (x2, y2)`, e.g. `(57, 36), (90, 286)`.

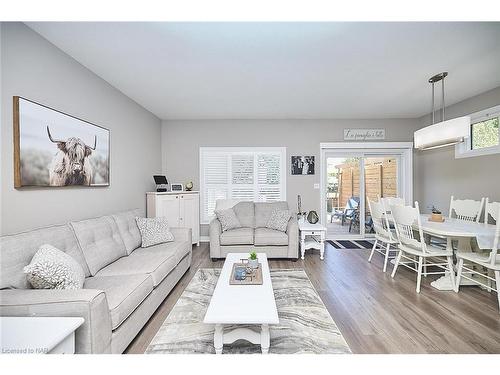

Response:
(13, 96), (110, 188)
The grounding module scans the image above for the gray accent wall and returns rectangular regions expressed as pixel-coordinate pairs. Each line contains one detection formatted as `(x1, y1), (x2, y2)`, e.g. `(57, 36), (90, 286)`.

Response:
(161, 119), (420, 236)
(1, 23), (162, 234)
(414, 86), (500, 215)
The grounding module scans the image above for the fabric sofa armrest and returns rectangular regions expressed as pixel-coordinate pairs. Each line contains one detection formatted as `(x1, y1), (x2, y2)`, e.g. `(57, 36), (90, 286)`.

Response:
(209, 218), (222, 259)
(0, 289), (112, 354)
(286, 216), (299, 259)
(170, 227), (192, 243)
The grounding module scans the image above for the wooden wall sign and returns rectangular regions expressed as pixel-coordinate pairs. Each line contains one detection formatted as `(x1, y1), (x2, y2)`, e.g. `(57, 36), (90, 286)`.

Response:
(343, 128), (386, 141)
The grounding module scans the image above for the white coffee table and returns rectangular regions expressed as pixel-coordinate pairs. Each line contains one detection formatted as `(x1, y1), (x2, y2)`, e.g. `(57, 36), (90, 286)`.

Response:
(0, 317), (84, 354)
(298, 220), (327, 260)
(203, 253), (279, 354)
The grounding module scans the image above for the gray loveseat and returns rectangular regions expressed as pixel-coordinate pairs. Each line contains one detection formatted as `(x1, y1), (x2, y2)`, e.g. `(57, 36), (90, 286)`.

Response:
(209, 201), (298, 260)
(0, 209), (192, 354)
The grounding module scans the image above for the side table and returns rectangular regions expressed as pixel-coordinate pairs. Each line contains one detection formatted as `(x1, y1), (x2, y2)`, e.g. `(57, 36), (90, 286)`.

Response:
(298, 220), (327, 260)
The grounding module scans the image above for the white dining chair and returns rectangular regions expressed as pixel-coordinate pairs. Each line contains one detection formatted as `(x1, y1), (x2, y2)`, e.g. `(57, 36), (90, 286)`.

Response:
(391, 201), (455, 293)
(378, 196), (405, 213)
(456, 207), (500, 313)
(449, 196), (485, 223)
(485, 198), (500, 225)
(367, 199), (398, 272)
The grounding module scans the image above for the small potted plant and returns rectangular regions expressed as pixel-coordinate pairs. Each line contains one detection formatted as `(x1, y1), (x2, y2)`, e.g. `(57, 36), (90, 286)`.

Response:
(248, 251), (259, 269)
(431, 206), (444, 222)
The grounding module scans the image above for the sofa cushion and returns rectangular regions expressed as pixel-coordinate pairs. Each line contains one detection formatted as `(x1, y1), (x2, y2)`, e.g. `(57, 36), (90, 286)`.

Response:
(254, 228), (289, 246)
(215, 208), (242, 232)
(112, 209), (142, 254)
(95, 241), (188, 286)
(135, 217), (174, 247)
(71, 216), (127, 276)
(23, 244), (86, 290)
(84, 274), (153, 330)
(220, 228), (254, 246)
(232, 202), (255, 228)
(0, 224), (90, 289)
(255, 201), (290, 228)
(266, 209), (291, 232)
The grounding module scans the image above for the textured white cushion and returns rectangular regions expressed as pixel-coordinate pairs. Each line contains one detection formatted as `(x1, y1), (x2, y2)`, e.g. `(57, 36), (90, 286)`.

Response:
(215, 208), (242, 232)
(266, 209), (291, 232)
(135, 217), (174, 248)
(23, 244), (85, 290)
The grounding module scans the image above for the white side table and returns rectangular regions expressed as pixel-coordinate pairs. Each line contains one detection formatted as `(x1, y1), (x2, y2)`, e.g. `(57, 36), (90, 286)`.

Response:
(0, 317), (84, 354)
(298, 220), (327, 260)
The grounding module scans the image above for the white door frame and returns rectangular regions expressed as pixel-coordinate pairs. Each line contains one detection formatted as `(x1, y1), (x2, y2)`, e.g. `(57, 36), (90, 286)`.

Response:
(320, 142), (413, 240)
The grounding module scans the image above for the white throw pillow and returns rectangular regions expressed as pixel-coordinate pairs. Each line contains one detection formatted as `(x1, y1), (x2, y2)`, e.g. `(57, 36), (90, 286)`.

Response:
(23, 244), (85, 290)
(215, 208), (242, 232)
(266, 209), (291, 232)
(135, 217), (174, 247)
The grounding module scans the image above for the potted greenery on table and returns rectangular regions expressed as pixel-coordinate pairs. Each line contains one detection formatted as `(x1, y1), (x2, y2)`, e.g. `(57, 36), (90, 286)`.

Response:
(248, 251), (259, 269)
(430, 206), (444, 222)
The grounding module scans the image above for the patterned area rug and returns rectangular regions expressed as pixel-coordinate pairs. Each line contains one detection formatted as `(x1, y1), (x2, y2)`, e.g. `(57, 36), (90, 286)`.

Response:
(327, 239), (374, 249)
(146, 268), (351, 354)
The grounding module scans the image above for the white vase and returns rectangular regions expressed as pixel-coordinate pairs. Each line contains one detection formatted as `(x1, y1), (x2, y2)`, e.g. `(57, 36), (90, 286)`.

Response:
(248, 258), (259, 269)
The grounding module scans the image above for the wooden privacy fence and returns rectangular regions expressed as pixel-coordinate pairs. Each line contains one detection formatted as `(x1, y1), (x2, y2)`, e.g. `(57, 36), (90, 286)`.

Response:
(336, 158), (397, 209)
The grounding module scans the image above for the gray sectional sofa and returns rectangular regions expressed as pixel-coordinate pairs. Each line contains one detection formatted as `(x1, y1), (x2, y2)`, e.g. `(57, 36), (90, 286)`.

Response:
(209, 201), (299, 259)
(0, 209), (192, 354)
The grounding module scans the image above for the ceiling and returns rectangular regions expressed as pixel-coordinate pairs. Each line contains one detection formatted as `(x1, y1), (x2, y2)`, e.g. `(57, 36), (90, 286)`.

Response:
(27, 22), (500, 120)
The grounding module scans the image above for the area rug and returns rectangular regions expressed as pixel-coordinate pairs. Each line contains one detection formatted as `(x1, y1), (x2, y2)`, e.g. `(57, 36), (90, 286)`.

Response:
(328, 239), (374, 249)
(146, 268), (351, 354)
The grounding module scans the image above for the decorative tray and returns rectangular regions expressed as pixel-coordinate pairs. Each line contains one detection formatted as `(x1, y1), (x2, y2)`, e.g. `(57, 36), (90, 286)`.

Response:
(229, 262), (263, 285)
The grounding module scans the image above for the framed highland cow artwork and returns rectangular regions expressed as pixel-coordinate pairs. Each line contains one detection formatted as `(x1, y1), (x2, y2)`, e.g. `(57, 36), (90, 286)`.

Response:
(13, 96), (110, 188)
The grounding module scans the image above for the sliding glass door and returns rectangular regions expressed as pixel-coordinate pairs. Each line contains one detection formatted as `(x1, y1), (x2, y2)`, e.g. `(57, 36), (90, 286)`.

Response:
(326, 155), (363, 236)
(321, 143), (412, 240)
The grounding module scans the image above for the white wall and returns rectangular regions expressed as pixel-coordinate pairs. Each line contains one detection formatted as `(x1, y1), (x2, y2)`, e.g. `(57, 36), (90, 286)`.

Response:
(161, 118), (420, 236)
(1, 23), (162, 234)
(414, 86), (500, 215)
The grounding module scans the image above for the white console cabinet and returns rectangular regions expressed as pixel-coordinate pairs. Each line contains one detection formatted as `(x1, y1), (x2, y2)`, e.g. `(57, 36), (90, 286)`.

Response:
(146, 191), (200, 245)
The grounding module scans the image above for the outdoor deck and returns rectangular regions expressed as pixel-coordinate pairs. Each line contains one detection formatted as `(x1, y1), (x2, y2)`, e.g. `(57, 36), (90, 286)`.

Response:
(326, 214), (360, 237)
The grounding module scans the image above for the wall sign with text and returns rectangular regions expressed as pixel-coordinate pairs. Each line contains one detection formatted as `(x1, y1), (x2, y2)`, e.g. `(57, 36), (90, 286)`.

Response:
(343, 128), (385, 141)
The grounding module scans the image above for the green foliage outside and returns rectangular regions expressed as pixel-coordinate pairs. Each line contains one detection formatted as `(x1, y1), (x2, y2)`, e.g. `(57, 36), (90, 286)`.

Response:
(472, 117), (499, 150)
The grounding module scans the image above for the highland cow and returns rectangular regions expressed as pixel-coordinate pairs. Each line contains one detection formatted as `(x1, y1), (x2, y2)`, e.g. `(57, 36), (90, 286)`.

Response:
(46, 126), (97, 186)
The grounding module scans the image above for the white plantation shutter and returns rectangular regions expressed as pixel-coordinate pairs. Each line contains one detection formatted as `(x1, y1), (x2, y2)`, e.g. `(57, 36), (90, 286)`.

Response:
(200, 147), (286, 223)
(231, 154), (254, 185)
(201, 153), (229, 223)
(256, 154), (281, 201)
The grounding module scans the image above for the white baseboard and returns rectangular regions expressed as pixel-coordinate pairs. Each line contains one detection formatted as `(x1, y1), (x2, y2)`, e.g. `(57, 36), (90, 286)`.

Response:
(199, 236), (210, 242)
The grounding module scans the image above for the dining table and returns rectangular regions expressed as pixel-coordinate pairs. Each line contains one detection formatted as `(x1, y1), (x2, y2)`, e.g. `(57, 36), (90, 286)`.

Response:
(390, 214), (498, 291)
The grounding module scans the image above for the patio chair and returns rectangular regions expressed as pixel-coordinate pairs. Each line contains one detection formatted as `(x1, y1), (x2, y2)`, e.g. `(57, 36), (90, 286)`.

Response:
(333, 197), (360, 226)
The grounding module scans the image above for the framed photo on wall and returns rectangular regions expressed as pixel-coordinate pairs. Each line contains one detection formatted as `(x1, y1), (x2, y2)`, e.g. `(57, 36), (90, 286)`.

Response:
(291, 156), (315, 175)
(13, 96), (110, 188)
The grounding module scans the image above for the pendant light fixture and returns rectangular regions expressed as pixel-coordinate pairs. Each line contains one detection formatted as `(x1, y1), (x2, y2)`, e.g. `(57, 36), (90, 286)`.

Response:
(414, 72), (470, 150)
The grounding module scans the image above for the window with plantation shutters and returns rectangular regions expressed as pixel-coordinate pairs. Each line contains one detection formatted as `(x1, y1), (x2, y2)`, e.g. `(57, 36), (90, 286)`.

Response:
(200, 147), (286, 223)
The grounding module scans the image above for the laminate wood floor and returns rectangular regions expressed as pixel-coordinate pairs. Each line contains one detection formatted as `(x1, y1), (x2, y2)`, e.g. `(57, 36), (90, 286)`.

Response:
(125, 242), (500, 354)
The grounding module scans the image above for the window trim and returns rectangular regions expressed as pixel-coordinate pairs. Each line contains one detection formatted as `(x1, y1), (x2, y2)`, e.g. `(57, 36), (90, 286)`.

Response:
(199, 146), (287, 224)
(455, 105), (500, 159)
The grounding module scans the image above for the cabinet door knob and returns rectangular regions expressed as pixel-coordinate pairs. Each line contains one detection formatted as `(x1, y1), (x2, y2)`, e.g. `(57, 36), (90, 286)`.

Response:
(176, 196), (178, 199)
